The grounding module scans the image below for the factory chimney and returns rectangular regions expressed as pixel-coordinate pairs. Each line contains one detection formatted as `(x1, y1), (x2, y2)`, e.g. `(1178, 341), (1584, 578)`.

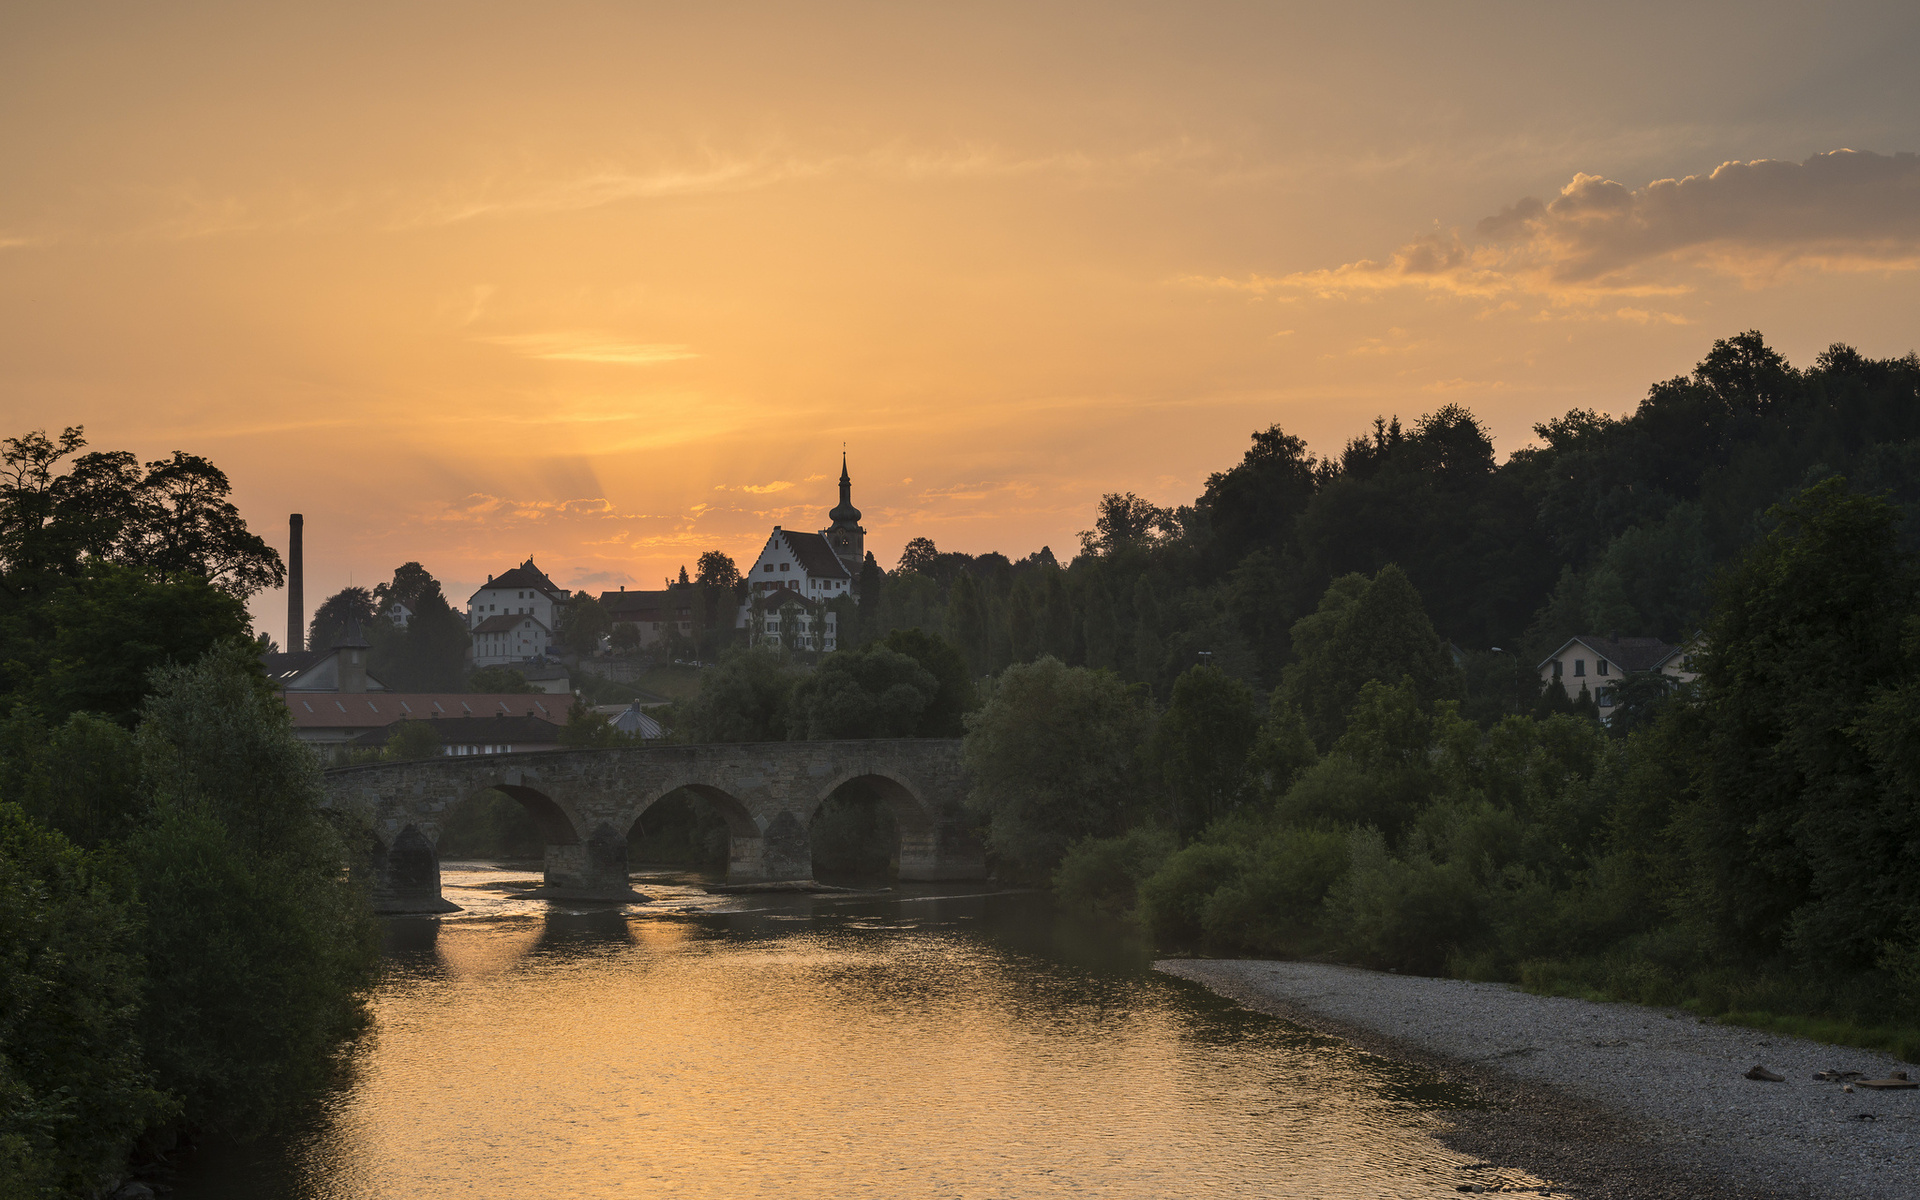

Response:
(287, 513), (305, 653)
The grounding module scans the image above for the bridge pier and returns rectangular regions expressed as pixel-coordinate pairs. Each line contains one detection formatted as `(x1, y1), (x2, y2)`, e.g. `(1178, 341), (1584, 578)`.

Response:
(371, 825), (459, 914)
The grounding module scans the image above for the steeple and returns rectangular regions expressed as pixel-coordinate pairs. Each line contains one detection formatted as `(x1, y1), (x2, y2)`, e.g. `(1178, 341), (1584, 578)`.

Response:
(823, 449), (865, 575)
(829, 450), (860, 524)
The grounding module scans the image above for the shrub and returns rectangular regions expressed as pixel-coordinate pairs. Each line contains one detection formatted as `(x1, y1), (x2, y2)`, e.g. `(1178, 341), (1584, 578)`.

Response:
(1052, 827), (1176, 918)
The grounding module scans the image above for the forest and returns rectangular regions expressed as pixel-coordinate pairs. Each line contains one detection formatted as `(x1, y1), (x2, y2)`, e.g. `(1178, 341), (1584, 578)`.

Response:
(683, 331), (1920, 1057)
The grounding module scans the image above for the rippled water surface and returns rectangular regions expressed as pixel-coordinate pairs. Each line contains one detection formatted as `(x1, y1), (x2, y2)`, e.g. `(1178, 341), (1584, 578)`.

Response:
(175, 863), (1536, 1199)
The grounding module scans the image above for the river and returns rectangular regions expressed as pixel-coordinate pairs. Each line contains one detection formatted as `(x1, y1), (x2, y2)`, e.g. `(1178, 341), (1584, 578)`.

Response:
(173, 861), (1540, 1199)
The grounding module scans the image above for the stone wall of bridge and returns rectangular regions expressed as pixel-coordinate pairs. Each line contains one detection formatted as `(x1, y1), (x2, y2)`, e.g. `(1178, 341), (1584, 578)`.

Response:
(322, 739), (985, 911)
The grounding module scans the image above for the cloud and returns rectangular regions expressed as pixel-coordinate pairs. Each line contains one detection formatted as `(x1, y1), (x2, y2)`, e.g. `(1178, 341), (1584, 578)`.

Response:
(1202, 149), (1920, 306)
(431, 493), (663, 523)
(713, 480), (794, 495)
(478, 333), (698, 364)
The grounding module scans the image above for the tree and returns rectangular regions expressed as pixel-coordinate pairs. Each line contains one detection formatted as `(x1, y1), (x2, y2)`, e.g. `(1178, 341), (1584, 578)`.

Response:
(556, 591), (610, 655)
(0, 428), (283, 598)
(897, 536), (939, 576)
(1077, 492), (1172, 556)
(557, 699), (627, 748)
(467, 666), (537, 693)
(962, 657), (1153, 880)
(1690, 478), (1920, 968)
(1154, 665), (1261, 839)
(367, 563), (468, 692)
(788, 645), (940, 739)
(943, 571), (987, 675)
(0, 803), (167, 1197)
(883, 627), (978, 736)
(1280, 565), (1459, 747)
(678, 647), (800, 743)
(129, 644), (379, 1133)
(695, 551), (742, 590)
(308, 586), (375, 653)
(1, 564), (254, 726)
(382, 718), (442, 761)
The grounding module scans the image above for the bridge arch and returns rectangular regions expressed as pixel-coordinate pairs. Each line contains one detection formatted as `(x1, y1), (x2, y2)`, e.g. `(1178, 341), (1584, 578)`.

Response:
(621, 780), (769, 881)
(810, 769), (941, 880)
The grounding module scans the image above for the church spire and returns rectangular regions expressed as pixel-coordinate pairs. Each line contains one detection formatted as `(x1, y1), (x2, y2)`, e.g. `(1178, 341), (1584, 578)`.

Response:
(826, 448), (864, 574)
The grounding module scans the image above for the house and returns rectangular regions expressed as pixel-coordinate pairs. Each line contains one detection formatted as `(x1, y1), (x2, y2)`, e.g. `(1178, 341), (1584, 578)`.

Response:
(743, 587), (838, 652)
(264, 622), (386, 692)
(385, 600), (412, 629)
(471, 612), (552, 666)
(349, 713), (566, 757)
(600, 585), (698, 651)
(1536, 633), (1701, 714)
(466, 559), (568, 664)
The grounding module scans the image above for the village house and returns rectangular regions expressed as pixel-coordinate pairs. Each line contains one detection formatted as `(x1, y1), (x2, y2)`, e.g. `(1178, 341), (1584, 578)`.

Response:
(600, 585), (697, 651)
(743, 587), (838, 652)
(467, 559), (566, 666)
(1536, 633), (1701, 714)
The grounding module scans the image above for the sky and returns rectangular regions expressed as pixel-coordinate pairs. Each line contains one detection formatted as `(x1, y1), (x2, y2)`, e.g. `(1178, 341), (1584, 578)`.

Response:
(3, 1), (1918, 642)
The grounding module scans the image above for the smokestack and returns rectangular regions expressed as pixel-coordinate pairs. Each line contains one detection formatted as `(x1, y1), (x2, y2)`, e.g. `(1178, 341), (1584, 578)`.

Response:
(288, 514), (304, 654)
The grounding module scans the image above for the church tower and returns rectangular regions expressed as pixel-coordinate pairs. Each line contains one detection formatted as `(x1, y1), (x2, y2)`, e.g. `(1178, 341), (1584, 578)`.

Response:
(822, 452), (865, 576)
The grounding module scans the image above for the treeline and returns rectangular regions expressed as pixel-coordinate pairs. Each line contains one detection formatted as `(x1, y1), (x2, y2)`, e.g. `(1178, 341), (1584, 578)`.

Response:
(828, 333), (1920, 717)
(1008, 478), (1918, 1056)
(0, 430), (377, 1195)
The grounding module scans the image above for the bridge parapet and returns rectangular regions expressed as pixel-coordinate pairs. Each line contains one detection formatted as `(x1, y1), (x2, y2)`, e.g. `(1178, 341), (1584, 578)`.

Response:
(322, 739), (984, 911)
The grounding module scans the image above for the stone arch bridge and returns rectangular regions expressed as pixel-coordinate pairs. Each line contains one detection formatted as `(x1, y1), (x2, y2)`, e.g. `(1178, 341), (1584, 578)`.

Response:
(321, 739), (985, 911)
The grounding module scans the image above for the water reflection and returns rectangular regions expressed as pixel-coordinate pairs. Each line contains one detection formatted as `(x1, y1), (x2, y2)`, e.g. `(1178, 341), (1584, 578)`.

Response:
(176, 867), (1541, 1200)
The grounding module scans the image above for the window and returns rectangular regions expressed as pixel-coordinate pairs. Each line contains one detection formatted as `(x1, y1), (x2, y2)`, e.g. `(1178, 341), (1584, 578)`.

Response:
(1573, 659), (1586, 677)
(763, 563), (773, 573)
(779, 562), (789, 572)
(1597, 659), (1610, 676)
(1596, 688), (1614, 708)
(1551, 661), (1562, 678)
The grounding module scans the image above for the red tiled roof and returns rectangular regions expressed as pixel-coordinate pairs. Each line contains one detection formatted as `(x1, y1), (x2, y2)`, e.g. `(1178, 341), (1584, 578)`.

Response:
(279, 692), (564, 730)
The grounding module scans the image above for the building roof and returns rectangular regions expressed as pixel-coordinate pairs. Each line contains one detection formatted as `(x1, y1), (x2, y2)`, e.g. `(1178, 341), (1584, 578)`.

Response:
(600, 587), (694, 617)
(472, 612), (549, 634)
(279, 692), (564, 730)
(1536, 635), (1678, 674)
(263, 646), (389, 692)
(477, 559), (562, 596)
(779, 529), (852, 580)
(750, 588), (829, 613)
(350, 713), (567, 748)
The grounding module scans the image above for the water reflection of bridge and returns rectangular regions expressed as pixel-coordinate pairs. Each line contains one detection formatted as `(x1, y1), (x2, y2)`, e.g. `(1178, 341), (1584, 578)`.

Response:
(322, 739), (985, 911)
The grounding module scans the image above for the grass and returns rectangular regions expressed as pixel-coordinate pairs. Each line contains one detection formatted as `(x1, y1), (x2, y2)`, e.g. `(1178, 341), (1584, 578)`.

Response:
(1708, 1009), (1920, 1065)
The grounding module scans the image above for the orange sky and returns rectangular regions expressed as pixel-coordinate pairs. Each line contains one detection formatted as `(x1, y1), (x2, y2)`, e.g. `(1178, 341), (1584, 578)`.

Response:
(3, 1), (1918, 642)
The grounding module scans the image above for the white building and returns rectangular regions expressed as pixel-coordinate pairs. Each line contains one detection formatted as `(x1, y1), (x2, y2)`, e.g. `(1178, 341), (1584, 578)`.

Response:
(735, 454), (866, 650)
(467, 559), (567, 664)
(1536, 633), (1700, 714)
(471, 612), (553, 666)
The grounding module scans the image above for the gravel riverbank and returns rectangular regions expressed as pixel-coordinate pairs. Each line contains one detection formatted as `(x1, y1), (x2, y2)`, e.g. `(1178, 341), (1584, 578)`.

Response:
(1158, 960), (1916, 1200)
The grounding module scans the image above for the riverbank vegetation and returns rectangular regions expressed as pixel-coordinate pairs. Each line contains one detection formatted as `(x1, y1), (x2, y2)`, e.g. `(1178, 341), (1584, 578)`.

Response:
(687, 332), (1920, 1059)
(0, 430), (378, 1196)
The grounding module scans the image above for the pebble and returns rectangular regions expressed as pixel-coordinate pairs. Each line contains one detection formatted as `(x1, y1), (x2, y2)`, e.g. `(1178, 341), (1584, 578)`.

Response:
(1160, 959), (1917, 1200)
